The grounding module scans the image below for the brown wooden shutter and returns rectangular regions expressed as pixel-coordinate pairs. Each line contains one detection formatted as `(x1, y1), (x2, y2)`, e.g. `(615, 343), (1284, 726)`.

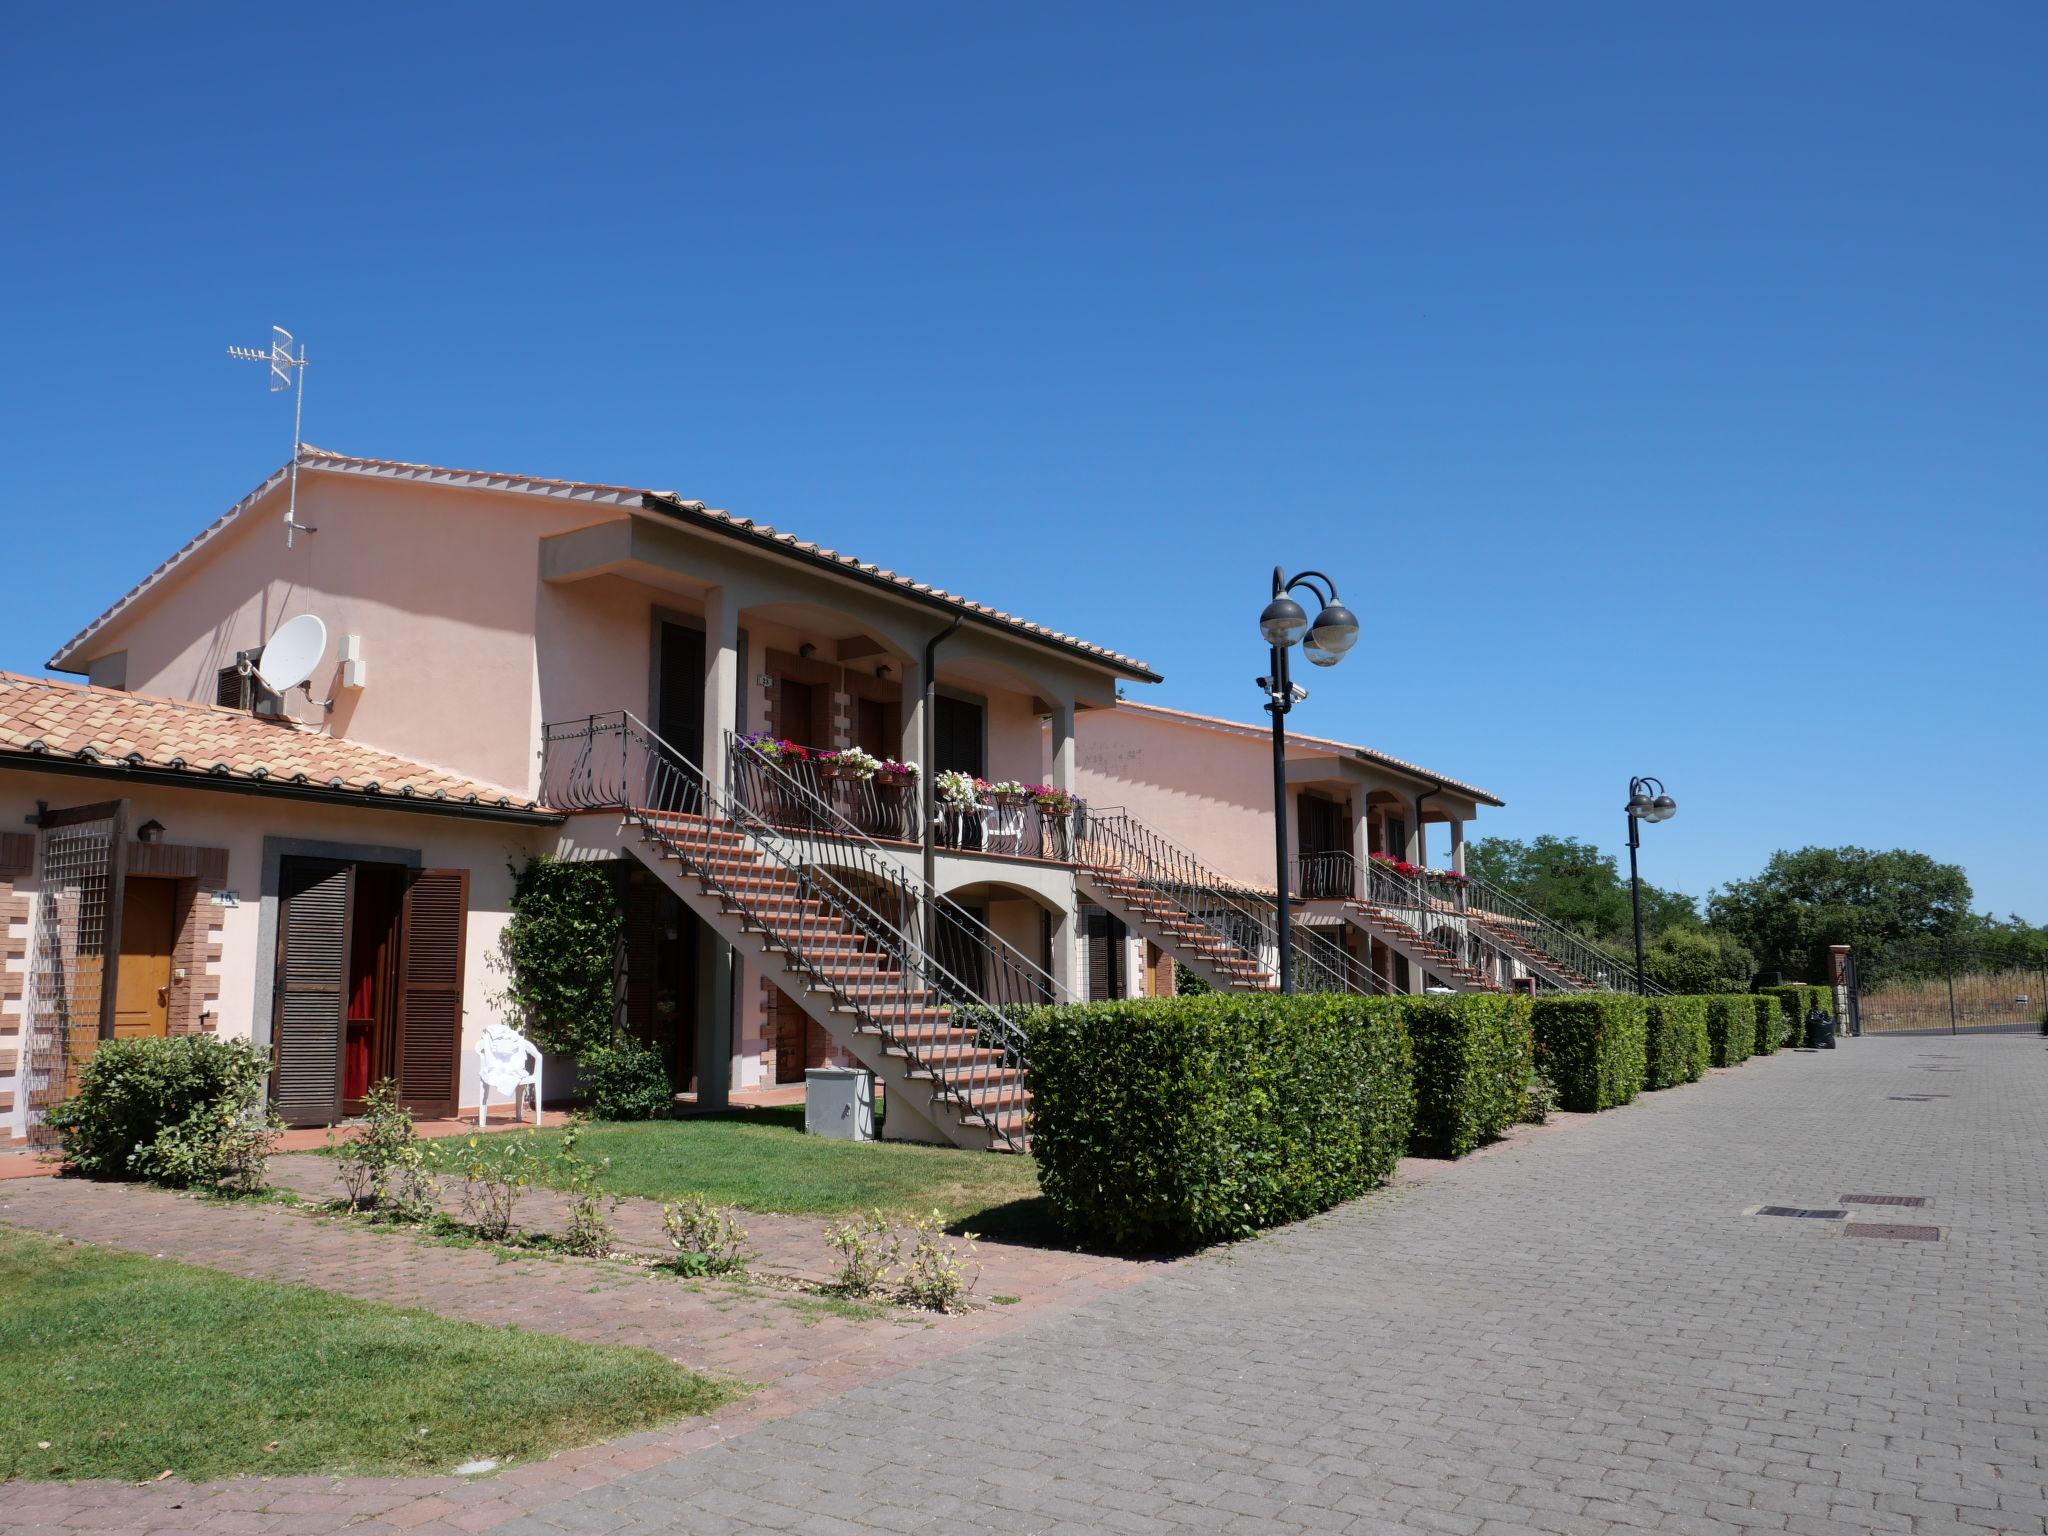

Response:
(272, 858), (352, 1125)
(394, 868), (467, 1119)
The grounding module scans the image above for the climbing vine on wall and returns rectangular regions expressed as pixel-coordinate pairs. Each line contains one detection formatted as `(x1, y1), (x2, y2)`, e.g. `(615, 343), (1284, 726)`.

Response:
(503, 857), (621, 1057)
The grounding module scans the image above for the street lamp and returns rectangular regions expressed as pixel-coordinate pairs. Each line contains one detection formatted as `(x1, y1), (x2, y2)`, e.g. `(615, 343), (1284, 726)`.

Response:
(1624, 775), (1678, 993)
(1260, 567), (1359, 993)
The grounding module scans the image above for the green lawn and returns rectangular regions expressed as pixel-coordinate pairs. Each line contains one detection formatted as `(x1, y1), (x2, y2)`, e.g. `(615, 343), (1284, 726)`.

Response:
(474, 1107), (1046, 1230)
(0, 1227), (737, 1482)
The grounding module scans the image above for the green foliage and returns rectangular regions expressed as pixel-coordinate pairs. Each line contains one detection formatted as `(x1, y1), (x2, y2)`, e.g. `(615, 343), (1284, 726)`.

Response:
(1024, 993), (1414, 1250)
(1645, 926), (1756, 996)
(1643, 996), (1711, 1090)
(895, 1210), (980, 1313)
(579, 1039), (674, 1121)
(334, 1080), (438, 1220)
(1172, 961), (1211, 997)
(661, 1194), (755, 1277)
(550, 1120), (622, 1257)
(1709, 846), (1971, 983)
(823, 1209), (899, 1296)
(1748, 993), (1781, 1055)
(1702, 994), (1756, 1068)
(503, 857), (622, 1057)
(1757, 983), (1834, 1048)
(1395, 994), (1533, 1157)
(1529, 994), (1647, 1112)
(1522, 1069), (1557, 1124)
(45, 1036), (273, 1189)
(1467, 835), (1697, 946)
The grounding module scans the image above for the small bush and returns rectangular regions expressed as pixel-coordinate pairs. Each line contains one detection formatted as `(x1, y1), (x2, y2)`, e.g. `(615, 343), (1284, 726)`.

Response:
(579, 1040), (674, 1122)
(1397, 994), (1533, 1157)
(662, 1194), (754, 1277)
(824, 1210), (899, 1297)
(1024, 993), (1413, 1250)
(895, 1210), (979, 1313)
(551, 1120), (621, 1257)
(335, 1081), (438, 1220)
(45, 1036), (273, 1188)
(1703, 994), (1756, 1068)
(1643, 996), (1711, 1090)
(451, 1133), (539, 1241)
(1522, 1069), (1557, 1124)
(130, 1098), (281, 1194)
(1530, 994), (1647, 1112)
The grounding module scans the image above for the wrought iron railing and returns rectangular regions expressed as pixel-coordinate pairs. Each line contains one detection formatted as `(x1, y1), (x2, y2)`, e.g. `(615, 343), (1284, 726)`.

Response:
(542, 713), (1064, 1149)
(1077, 808), (1392, 995)
(1455, 871), (1661, 995)
(726, 745), (1079, 862)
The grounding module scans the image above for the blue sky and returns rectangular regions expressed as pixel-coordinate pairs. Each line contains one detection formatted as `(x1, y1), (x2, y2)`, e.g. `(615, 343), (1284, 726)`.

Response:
(3, 4), (2043, 920)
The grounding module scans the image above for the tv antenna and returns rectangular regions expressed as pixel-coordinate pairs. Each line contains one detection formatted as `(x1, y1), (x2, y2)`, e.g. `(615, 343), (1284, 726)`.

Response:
(227, 326), (316, 547)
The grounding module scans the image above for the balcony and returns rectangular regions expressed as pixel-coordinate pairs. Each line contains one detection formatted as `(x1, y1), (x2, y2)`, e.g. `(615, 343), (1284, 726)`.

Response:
(733, 736), (1081, 864)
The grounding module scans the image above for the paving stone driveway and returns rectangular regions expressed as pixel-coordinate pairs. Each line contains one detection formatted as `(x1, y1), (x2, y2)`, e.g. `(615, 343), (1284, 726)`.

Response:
(493, 1035), (2048, 1536)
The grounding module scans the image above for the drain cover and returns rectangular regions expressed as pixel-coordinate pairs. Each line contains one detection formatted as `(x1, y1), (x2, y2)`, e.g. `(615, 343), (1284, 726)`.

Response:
(1888, 1093), (1950, 1100)
(1844, 1222), (1940, 1241)
(1758, 1206), (1847, 1219)
(1841, 1194), (1927, 1208)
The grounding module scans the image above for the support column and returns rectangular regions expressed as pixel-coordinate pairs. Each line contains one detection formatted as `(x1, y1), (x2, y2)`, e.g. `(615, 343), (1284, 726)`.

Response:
(702, 585), (740, 798)
(1409, 798), (1429, 869)
(1349, 793), (1372, 899)
(1047, 699), (1077, 794)
(1450, 819), (1467, 876)
(898, 660), (925, 774)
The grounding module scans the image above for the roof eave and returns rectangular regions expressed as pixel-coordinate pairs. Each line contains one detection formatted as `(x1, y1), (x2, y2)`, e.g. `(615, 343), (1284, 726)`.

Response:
(638, 493), (1163, 685)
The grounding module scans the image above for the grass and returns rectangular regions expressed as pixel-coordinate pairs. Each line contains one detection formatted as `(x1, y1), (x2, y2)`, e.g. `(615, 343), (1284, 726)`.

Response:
(0, 1227), (738, 1482)
(448, 1107), (1047, 1231)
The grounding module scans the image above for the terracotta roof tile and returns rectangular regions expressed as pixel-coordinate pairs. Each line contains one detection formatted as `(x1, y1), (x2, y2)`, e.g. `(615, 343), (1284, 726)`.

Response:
(0, 673), (549, 817)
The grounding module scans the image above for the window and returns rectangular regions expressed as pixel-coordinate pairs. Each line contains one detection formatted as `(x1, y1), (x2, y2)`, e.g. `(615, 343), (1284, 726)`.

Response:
(215, 650), (280, 716)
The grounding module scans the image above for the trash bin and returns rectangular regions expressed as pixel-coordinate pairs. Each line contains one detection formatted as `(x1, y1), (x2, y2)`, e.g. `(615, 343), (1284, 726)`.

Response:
(1806, 1006), (1837, 1050)
(805, 1066), (875, 1141)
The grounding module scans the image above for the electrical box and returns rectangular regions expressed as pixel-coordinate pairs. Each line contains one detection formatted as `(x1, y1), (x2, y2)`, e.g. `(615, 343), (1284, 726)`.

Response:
(804, 1066), (875, 1141)
(338, 633), (367, 690)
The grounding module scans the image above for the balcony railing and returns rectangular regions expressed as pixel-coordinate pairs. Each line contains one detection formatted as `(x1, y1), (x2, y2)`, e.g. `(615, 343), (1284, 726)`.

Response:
(730, 737), (1081, 863)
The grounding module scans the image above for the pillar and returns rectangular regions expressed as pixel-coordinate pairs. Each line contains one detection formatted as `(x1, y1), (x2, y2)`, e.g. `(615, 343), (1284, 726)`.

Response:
(1047, 699), (1077, 795)
(1450, 819), (1467, 876)
(1349, 792), (1372, 899)
(701, 584), (740, 799)
(1409, 797), (1429, 868)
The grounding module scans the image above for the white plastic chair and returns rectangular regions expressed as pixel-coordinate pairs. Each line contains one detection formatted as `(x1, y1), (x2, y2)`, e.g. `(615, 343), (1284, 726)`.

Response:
(984, 799), (1027, 856)
(476, 1023), (544, 1127)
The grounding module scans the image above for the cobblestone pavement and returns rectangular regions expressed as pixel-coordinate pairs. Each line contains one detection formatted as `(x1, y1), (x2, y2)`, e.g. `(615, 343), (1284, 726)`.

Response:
(486, 1035), (2048, 1536)
(7, 1036), (2044, 1535)
(0, 1161), (1145, 1534)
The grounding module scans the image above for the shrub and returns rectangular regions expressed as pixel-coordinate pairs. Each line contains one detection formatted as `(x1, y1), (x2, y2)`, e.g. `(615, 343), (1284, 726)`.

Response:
(662, 1195), (754, 1277)
(551, 1120), (621, 1258)
(1024, 993), (1413, 1250)
(824, 1210), (899, 1297)
(335, 1080), (438, 1220)
(503, 857), (621, 1057)
(1757, 984), (1833, 1049)
(130, 1098), (281, 1194)
(1522, 1069), (1557, 1124)
(1749, 993), (1780, 1056)
(1396, 994), (1533, 1157)
(45, 1036), (273, 1186)
(451, 1133), (539, 1241)
(1529, 994), (1647, 1112)
(1703, 994), (1756, 1068)
(1643, 996), (1711, 1090)
(895, 1211), (979, 1313)
(579, 1040), (673, 1121)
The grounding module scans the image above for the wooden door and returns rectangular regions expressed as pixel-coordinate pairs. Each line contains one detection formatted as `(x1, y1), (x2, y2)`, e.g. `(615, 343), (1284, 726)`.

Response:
(933, 695), (985, 778)
(113, 877), (177, 1040)
(656, 622), (706, 765)
(273, 858), (354, 1125)
(393, 869), (467, 1119)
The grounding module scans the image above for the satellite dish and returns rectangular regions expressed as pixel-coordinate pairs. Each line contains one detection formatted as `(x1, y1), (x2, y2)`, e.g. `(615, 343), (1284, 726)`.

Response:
(255, 614), (328, 693)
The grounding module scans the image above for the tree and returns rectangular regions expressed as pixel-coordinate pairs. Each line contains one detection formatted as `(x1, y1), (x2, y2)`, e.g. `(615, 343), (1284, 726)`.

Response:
(1644, 926), (1756, 995)
(500, 856), (623, 1057)
(1706, 846), (1971, 983)
(1467, 834), (1697, 946)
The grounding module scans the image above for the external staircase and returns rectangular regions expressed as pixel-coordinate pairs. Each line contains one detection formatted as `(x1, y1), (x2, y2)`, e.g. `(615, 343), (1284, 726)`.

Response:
(1075, 809), (1391, 996)
(544, 714), (1064, 1151)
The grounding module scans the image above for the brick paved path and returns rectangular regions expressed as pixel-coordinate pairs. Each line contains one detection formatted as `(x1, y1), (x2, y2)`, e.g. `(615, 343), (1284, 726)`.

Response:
(487, 1035), (2048, 1535)
(8, 1036), (2046, 1534)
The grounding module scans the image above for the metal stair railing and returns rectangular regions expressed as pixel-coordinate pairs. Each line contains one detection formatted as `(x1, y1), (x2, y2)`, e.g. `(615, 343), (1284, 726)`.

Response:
(1342, 854), (1509, 989)
(1453, 871), (1665, 995)
(542, 713), (1046, 1149)
(1077, 808), (1393, 996)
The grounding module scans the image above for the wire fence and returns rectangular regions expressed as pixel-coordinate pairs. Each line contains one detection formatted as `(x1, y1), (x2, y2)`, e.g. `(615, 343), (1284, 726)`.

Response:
(1849, 940), (2047, 1036)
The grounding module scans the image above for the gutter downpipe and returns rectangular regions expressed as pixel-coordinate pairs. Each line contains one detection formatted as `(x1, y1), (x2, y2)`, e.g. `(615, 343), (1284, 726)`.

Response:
(920, 609), (966, 945)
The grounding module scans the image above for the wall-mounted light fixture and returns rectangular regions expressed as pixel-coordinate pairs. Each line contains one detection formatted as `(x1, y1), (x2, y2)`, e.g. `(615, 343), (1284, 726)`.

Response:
(137, 818), (166, 844)
(798, 642), (816, 659)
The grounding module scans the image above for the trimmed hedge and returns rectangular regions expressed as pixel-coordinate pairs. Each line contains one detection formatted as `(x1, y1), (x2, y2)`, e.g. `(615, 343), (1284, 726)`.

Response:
(1757, 984), (1833, 1049)
(1749, 993), (1780, 1055)
(1025, 993), (1413, 1249)
(1397, 994), (1534, 1158)
(1530, 994), (1647, 1112)
(1644, 996), (1711, 1089)
(1703, 993), (1756, 1067)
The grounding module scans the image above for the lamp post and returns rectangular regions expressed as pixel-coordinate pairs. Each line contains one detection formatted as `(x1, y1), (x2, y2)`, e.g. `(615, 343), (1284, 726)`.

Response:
(1623, 775), (1678, 993)
(1259, 567), (1360, 993)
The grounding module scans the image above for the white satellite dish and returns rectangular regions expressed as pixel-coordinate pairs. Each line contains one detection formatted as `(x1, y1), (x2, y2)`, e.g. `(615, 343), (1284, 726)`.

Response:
(255, 614), (329, 693)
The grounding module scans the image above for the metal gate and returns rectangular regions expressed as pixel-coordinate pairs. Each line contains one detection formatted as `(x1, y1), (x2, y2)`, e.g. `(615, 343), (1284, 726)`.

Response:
(1849, 941), (2048, 1036)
